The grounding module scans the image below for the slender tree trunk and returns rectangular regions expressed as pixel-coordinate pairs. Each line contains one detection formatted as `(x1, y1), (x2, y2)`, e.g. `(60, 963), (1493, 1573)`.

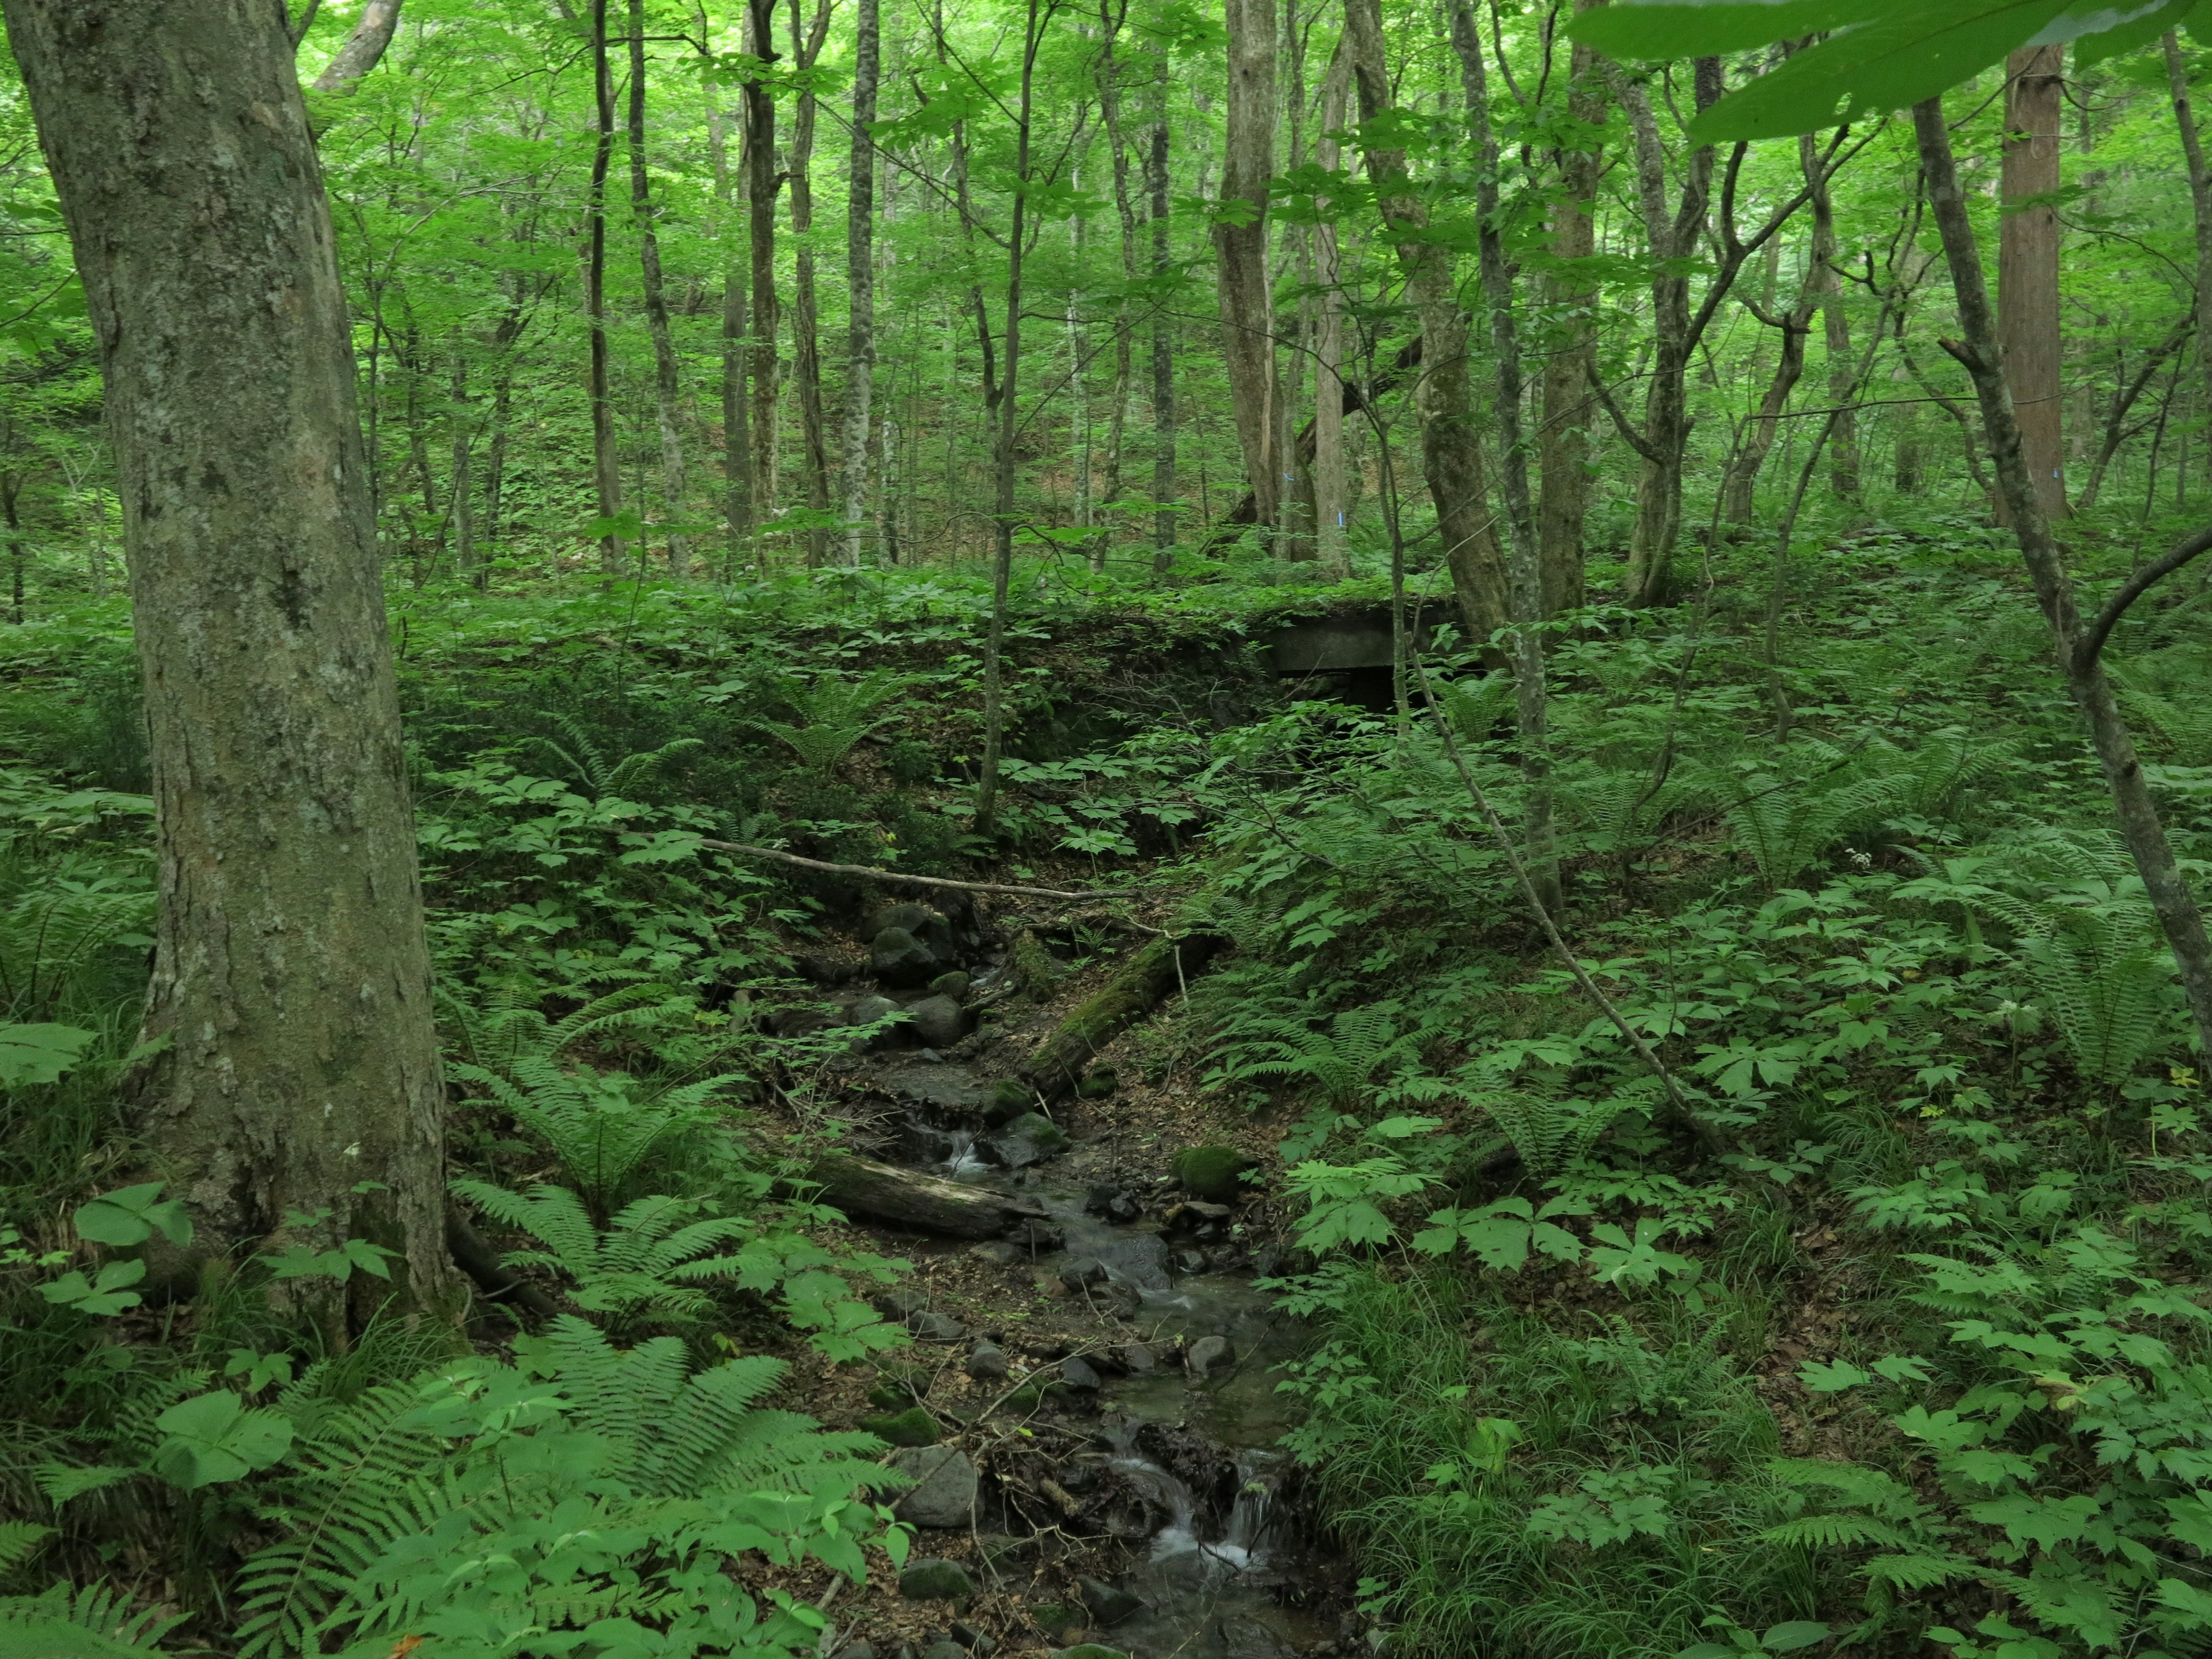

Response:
(587, 0), (626, 575)
(313, 0), (401, 90)
(2164, 29), (2212, 468)
(1215, 0), (1285, 536)
(745, 0), (783, 530)
(5, 0), (450, 1322)
(1069, 190), (1094, 547)
(2001, 45), (2068, 519)
(627, 0), (691, 577)
(1914, 95), (2212, 1065)
(1611, 62), (1716, 607)
(975, 0), (1042, 831)
(3, 475), (21, 624)
(1721, 302), (1811, 522)
(1536, 29), (1600, 614)
(839, 0), (880, 565)
(1809, 142), (1858, 500)
(1097, 7), (1141, 573)
(1149, 48), (1177, 574)
(449, 343), (478, 588)
(787, 0), (833, 566)
(1344, 0), (1508, 643)
(1313, 43), (1349, 577)
(1452, 0), (1560, 912)
(706, 77), (754, 571)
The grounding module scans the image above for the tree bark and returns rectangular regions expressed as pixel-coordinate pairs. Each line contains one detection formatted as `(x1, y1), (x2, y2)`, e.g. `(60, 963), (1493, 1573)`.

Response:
(1097, 7), (1141, 573)
(1149, 48), (1178, 574)
(312, 0), (401, 92)
(2001, 45), (2068, 519)
(628, 0), (692, 577)
(1215, 0), (1286, 536)
(5, 0), (450, 1323)
(1913, 96), (2212, 1066)
(1809, 138), (1858, 501)
(1537, 29), (1600, 615)
(838, 0), (880, 566)
(586, 0), (626, 575)
(1313, 43), (1350, 577)
(1343, 0), (1508, 645)
(448, 343), (478, 588)
(2164, 29), (2212, 478)
(745, 0), (784, 529)
(705, 74), (754, 572)
(787, 0), (835, 567)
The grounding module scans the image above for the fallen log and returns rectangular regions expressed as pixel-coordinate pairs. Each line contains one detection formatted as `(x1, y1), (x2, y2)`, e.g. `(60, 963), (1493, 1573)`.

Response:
(1015, 931), (1229, 1104)
(801, 1152), (1051, 1238)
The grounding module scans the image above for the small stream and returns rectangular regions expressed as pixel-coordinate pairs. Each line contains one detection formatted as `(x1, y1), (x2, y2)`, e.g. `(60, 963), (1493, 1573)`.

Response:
(888, 1075), (1326, 1658)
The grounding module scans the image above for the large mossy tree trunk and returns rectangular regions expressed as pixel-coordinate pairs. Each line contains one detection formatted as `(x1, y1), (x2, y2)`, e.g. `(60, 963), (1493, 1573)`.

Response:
(5, 0), (452, 1327)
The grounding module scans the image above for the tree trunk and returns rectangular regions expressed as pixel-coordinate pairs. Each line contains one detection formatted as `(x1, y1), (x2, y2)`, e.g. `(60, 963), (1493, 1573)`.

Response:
(1343, 0), (1508, 644)
(838, 0), (880, 566)
(628, 0), (692, 577)
(706, 76), (754, 573)
(1721, 302), (1810, 523)
(312, 0), (401, 91)
(2081, 316), (2192, 512)
(1313, 43), (1350, 577)
(2001, 45), (2068, 520)
(1537, 30), (1600, 615)
(1450, 0), (1560, 913)
(587, 0), (626, 576)
(1097, 9), (1141, 573)
(1149, 48), (1177, 574)
(1611, 62), (1716, 608)
(448, 343), (478, 588)
(1914, 95), (2212, 1066)
(974, 0), (1043, 831)
(2165, 29), (2212, 477)
(745, 0), (783, 529)
(5, 0), (451, 1324)
(1215, 0), (1285, 536)
(787, 0), (834, 567)
(1809, 142), (1858, 501)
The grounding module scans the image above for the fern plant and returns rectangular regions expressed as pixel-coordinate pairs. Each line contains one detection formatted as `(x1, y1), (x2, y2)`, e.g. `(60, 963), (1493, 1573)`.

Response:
(0, 1580), (191, 1656)
(235, 1315), (898, 1659)
(749, 671), (911, 775)
(529, 714), (704, 802)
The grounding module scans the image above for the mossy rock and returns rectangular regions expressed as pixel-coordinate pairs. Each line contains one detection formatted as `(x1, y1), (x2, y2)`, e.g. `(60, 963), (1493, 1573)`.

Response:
(999, 1380), (1067, 1414)
(861, 1406), (942, 1447)
(985, 1077), (1033, 1127)
(1032, 1605), (1081, 1637)
(1077, 1069), (1119, 1099)
(1173, 1143), (1256, 1204)
(897, 1558), (976, 1603)
(1008, 929), (1066, 1001)
(866, 1381), (914, 1411)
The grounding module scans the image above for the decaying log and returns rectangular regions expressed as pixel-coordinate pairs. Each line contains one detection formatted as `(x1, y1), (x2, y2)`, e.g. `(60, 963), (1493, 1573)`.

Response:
(802, 1152), (1050, 1237)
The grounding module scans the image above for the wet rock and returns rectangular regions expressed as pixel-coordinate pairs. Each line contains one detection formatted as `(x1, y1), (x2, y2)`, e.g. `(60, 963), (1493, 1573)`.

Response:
(928, 969), (972, 1002)
(1058, 1257), (1109, 1291)
(850, 993), (904, 1031)
(984, 1078), (1034, 1127)
(986, 1111), (1071, 1169)
(966, 1342), (1010, 1379)
(1010, 1218), (1066, 1253)
(1165, 1200), (1234, 1233)
(1059, 1356), (1103, 1392)
(908, 994), (973, 1049)
(862, 902), (953, 946)
(1185, 1335), (1236, 1380)
(1172, 1144), (1256, 1204)
(911, 1311), (967, 1343)
(1077, 1578), (1146, 1628)
(886, 1446), (978, 1528)
(1084, 1184), (1143, 1225)
(1172, 1248), (1207, 1275)
(968, 1241), (1022, 1266)
(862, 1406), (941, 1447)
(1096, 1282), (1143, 1320)
(1119, 1342), (1157, 1373)
(898, 1559), (976, 1603)
(1218, 1616), (1298, 1659)
(871, 926), (944, 988)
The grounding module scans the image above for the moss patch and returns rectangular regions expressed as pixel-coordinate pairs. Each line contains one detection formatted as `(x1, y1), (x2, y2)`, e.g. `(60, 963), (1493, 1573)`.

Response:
(1173, 1143), (1256, 1203)
(860, 1405), (942, 1446)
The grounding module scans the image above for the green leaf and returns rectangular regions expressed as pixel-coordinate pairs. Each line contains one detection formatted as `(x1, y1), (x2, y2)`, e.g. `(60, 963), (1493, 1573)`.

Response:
(1798, 1358), (1873, 1392)
(1571, 0), (1870, 59)
(0, 1022), (97, 1087)
(151, 1391), (294, 1490)
(1761, 1624), (1835, 1653)
(37, 1257), (146, 1316)
(74, 1181), (193, 1249)
(2075, 0), (2196, 64)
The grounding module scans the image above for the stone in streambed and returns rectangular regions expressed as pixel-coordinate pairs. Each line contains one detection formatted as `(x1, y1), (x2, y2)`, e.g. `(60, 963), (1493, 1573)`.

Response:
(1058, 1356), (1103, 1392)
(1186, 1334), (1236, 1380)
(908, 993), (972, 1049)
(1172, 1144), (1256, 1203)
(928, 969), (972, 1002)
(986, 1111), (1070, 1169)
(1119, 1342), (1157, 1373)
(1077, 1578), (1146, 1627)
(1058, 1256), (1109, 1291)
(965, 1342), (1010, 1379)
(872, 926), (945, 988)
(886, 1445), (978, 1528)
(898, 1559), (976, 1603)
